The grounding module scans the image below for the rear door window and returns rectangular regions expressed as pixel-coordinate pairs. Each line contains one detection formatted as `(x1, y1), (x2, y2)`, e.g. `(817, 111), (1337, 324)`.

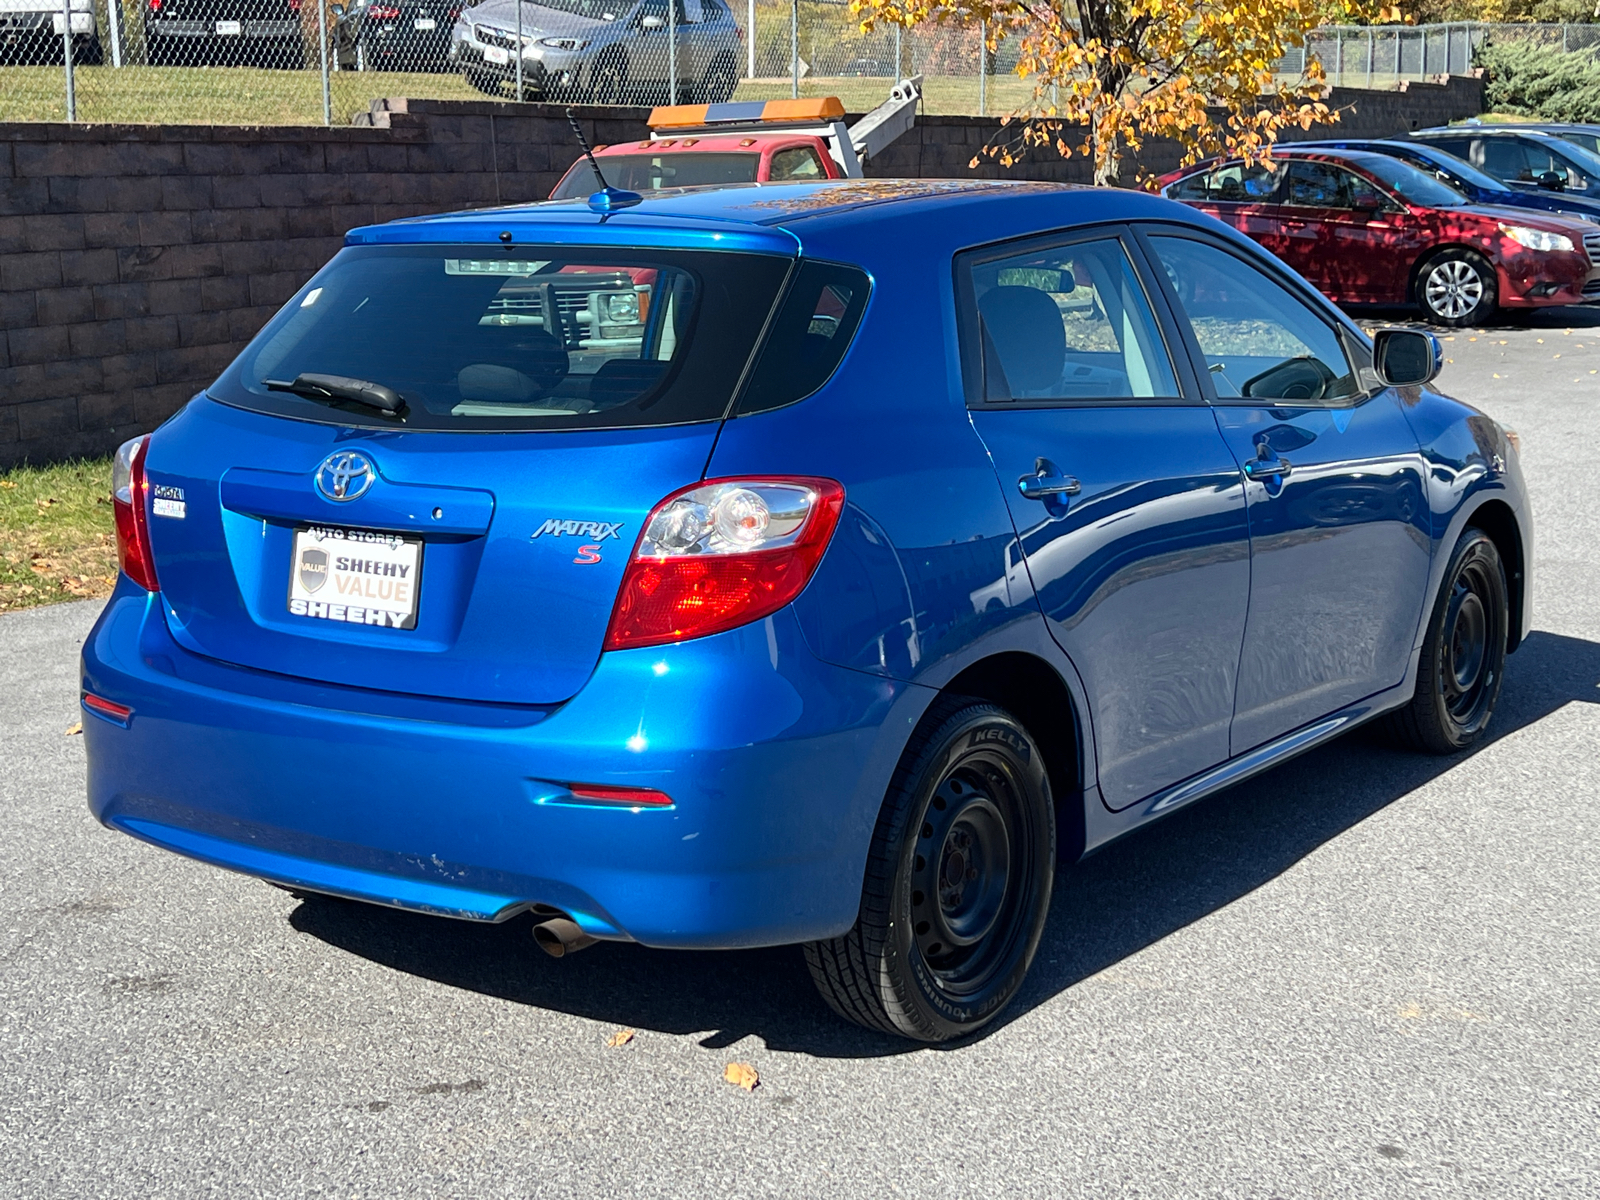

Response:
(212, 244), (792, 431)
(1481, 138), (1532, 182)
(960, 236), (1180, 403)
(1168, 161), (1284, 204)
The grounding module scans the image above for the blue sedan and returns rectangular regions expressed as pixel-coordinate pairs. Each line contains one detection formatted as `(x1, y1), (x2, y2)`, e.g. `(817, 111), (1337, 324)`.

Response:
(83, 180), (1531, 1041)
(1299, 136), (1600, 224)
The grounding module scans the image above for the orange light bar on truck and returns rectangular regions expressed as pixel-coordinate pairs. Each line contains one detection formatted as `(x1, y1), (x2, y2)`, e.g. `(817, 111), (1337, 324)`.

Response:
(648, 96), (847, 130)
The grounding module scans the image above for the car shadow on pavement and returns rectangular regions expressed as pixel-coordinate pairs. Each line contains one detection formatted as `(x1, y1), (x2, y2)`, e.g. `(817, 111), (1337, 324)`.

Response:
(290, 630), (1600, 1058)
(1349, 303), (1600, 331)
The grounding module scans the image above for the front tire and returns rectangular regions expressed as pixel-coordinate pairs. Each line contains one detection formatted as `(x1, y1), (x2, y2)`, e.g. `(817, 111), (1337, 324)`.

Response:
(589, 51), (627, 104)
(1415, 248), (1497, 328)
(1385, 527), (1508, 754)
(805, 699), (1055, 1042)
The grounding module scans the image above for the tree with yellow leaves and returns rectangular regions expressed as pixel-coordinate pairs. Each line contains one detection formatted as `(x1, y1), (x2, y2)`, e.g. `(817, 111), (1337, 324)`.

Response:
(853, 0), (1371, 185)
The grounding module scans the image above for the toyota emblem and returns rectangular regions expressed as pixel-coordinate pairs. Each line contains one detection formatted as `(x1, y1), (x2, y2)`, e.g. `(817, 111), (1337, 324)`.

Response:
(315, 451), (375, 502)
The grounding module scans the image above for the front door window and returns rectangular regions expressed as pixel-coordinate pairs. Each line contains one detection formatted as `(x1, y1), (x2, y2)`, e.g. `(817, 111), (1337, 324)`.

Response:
(1147, 232), (1432, 752)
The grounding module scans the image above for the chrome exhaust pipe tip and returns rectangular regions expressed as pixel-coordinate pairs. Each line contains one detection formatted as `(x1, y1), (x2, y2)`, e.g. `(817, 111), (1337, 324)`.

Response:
(533, 916), (598, 958)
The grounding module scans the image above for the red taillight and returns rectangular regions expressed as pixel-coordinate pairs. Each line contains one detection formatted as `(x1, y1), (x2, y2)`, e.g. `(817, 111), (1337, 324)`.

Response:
(604, 477), (844, 651)
(369, 4), (400, 15)
(112, 435), (159, 592)
(289, 0), (301, 9)
(147, 0), (161, 10)
(83, 693), (134, 722)
(448, 6), (460, 17)
(566, 783), (673, 807)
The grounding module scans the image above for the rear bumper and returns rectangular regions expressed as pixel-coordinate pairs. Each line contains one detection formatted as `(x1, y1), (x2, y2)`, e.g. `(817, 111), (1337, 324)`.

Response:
(146, 18), (298, 38)
(0, 12), (93, 34)
(83, 581), (923, 948)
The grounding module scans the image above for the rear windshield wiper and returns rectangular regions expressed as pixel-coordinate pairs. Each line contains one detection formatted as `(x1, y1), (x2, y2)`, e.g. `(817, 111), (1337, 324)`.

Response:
(264, 373), (406, 418)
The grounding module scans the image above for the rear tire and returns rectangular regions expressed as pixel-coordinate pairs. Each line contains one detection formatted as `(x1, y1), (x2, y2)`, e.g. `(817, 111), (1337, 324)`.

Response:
(805, 699), (1055, 1042)
(1415, 248), (1497, 328)
(1384, 527), (1508, 754)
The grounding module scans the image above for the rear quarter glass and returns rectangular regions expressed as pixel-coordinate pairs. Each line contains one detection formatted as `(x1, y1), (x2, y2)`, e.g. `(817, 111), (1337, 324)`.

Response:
(736, 261), (871, 415)
(208, 244), (793, 432)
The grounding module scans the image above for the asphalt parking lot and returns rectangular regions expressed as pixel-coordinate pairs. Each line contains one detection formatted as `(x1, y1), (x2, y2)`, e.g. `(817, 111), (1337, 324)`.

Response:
(3, 310), (1598, 1199)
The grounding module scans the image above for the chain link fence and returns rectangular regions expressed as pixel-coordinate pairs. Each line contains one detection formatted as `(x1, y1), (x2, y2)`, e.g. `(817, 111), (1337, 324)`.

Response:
(1, 11), (1593, 127)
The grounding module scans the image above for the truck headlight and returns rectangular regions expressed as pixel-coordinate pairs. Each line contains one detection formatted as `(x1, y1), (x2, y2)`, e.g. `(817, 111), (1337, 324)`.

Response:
(539, 36), (588, 50)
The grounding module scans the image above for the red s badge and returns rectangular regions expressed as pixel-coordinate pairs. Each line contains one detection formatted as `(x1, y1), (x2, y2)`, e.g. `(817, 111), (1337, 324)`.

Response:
(572, 544), (603, 564)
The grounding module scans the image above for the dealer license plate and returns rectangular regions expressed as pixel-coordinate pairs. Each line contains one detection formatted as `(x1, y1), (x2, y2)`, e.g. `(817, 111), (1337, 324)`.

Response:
(215, 19), (242, 34)
(287, 525), (423, 631)
(482, 43), (509, 64)
(414, 16), (436, 28)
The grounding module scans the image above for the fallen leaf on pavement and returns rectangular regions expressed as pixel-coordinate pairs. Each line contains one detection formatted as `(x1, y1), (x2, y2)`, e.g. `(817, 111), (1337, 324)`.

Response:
(605, 1029), (635, 1048)
(64, 721), (82, 736)
(724, 1062), (759, 1091)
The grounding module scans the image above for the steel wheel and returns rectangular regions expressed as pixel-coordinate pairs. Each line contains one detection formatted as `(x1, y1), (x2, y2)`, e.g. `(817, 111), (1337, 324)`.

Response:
(805, 699), (1055, 1042)
(912, 769), (1020, 995)
(1385, 527), (1508, 753)
(1442, 552), (1496, 729)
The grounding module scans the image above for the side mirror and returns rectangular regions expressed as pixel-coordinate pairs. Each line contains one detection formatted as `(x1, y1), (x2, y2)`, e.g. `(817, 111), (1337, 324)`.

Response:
(1352, 193), (1383, 213)
(639, 13), (664, 28)
(1537, 170), (1566, 191)
(1373, 328), (1441, 389)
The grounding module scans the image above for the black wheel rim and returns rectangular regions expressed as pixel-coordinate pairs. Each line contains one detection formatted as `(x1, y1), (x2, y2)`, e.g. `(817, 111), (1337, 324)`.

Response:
(909, 754), (1031, 999)
(1442, 553), (1496, 727)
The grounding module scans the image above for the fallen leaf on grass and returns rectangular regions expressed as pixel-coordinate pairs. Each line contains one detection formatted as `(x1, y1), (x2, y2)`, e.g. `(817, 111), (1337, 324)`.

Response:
(0, 479), (15, 490)
(64, 721), (82, 736)
(605, 1028), (635, 1048)
(723, 1062), (759, 1091)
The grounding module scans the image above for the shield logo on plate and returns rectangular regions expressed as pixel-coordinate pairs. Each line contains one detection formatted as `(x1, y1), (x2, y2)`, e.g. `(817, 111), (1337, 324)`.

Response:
(299, 547), (329, 593)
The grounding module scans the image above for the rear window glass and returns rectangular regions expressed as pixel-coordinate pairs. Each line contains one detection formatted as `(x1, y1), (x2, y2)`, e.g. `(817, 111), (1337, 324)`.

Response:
(549, 153), (762, 197)
(1167, 161), (1285, 203)
(209, 244), (792, 431)
(737, 260), (870, 415)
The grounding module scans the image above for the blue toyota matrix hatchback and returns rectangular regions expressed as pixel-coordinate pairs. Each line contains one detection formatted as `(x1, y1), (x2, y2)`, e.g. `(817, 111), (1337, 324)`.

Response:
(84, 179), (1531, 1041)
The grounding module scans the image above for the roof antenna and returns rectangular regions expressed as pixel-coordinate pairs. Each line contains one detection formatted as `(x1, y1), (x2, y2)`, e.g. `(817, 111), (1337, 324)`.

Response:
(566, 108), (643, 216)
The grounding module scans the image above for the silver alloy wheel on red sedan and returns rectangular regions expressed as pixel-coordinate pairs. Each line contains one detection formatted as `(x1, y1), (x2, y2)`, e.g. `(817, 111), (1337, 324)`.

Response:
(1417, 249), (1496, 327)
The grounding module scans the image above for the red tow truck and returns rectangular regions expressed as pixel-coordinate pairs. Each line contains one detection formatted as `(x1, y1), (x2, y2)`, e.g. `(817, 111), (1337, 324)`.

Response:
(549, 77), (922, 199)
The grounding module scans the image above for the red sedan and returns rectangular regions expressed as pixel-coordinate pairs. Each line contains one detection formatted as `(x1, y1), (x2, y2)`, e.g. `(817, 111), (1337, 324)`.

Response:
(1159, 148), (1600, 326)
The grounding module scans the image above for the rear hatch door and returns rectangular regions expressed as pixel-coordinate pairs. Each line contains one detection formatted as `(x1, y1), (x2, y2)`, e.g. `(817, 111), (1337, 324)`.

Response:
(144, 230), (794, 704)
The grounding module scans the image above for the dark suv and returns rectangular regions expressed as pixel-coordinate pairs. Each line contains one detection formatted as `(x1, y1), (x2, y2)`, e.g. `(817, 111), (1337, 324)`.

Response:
(1411, 126), (1600, 204)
